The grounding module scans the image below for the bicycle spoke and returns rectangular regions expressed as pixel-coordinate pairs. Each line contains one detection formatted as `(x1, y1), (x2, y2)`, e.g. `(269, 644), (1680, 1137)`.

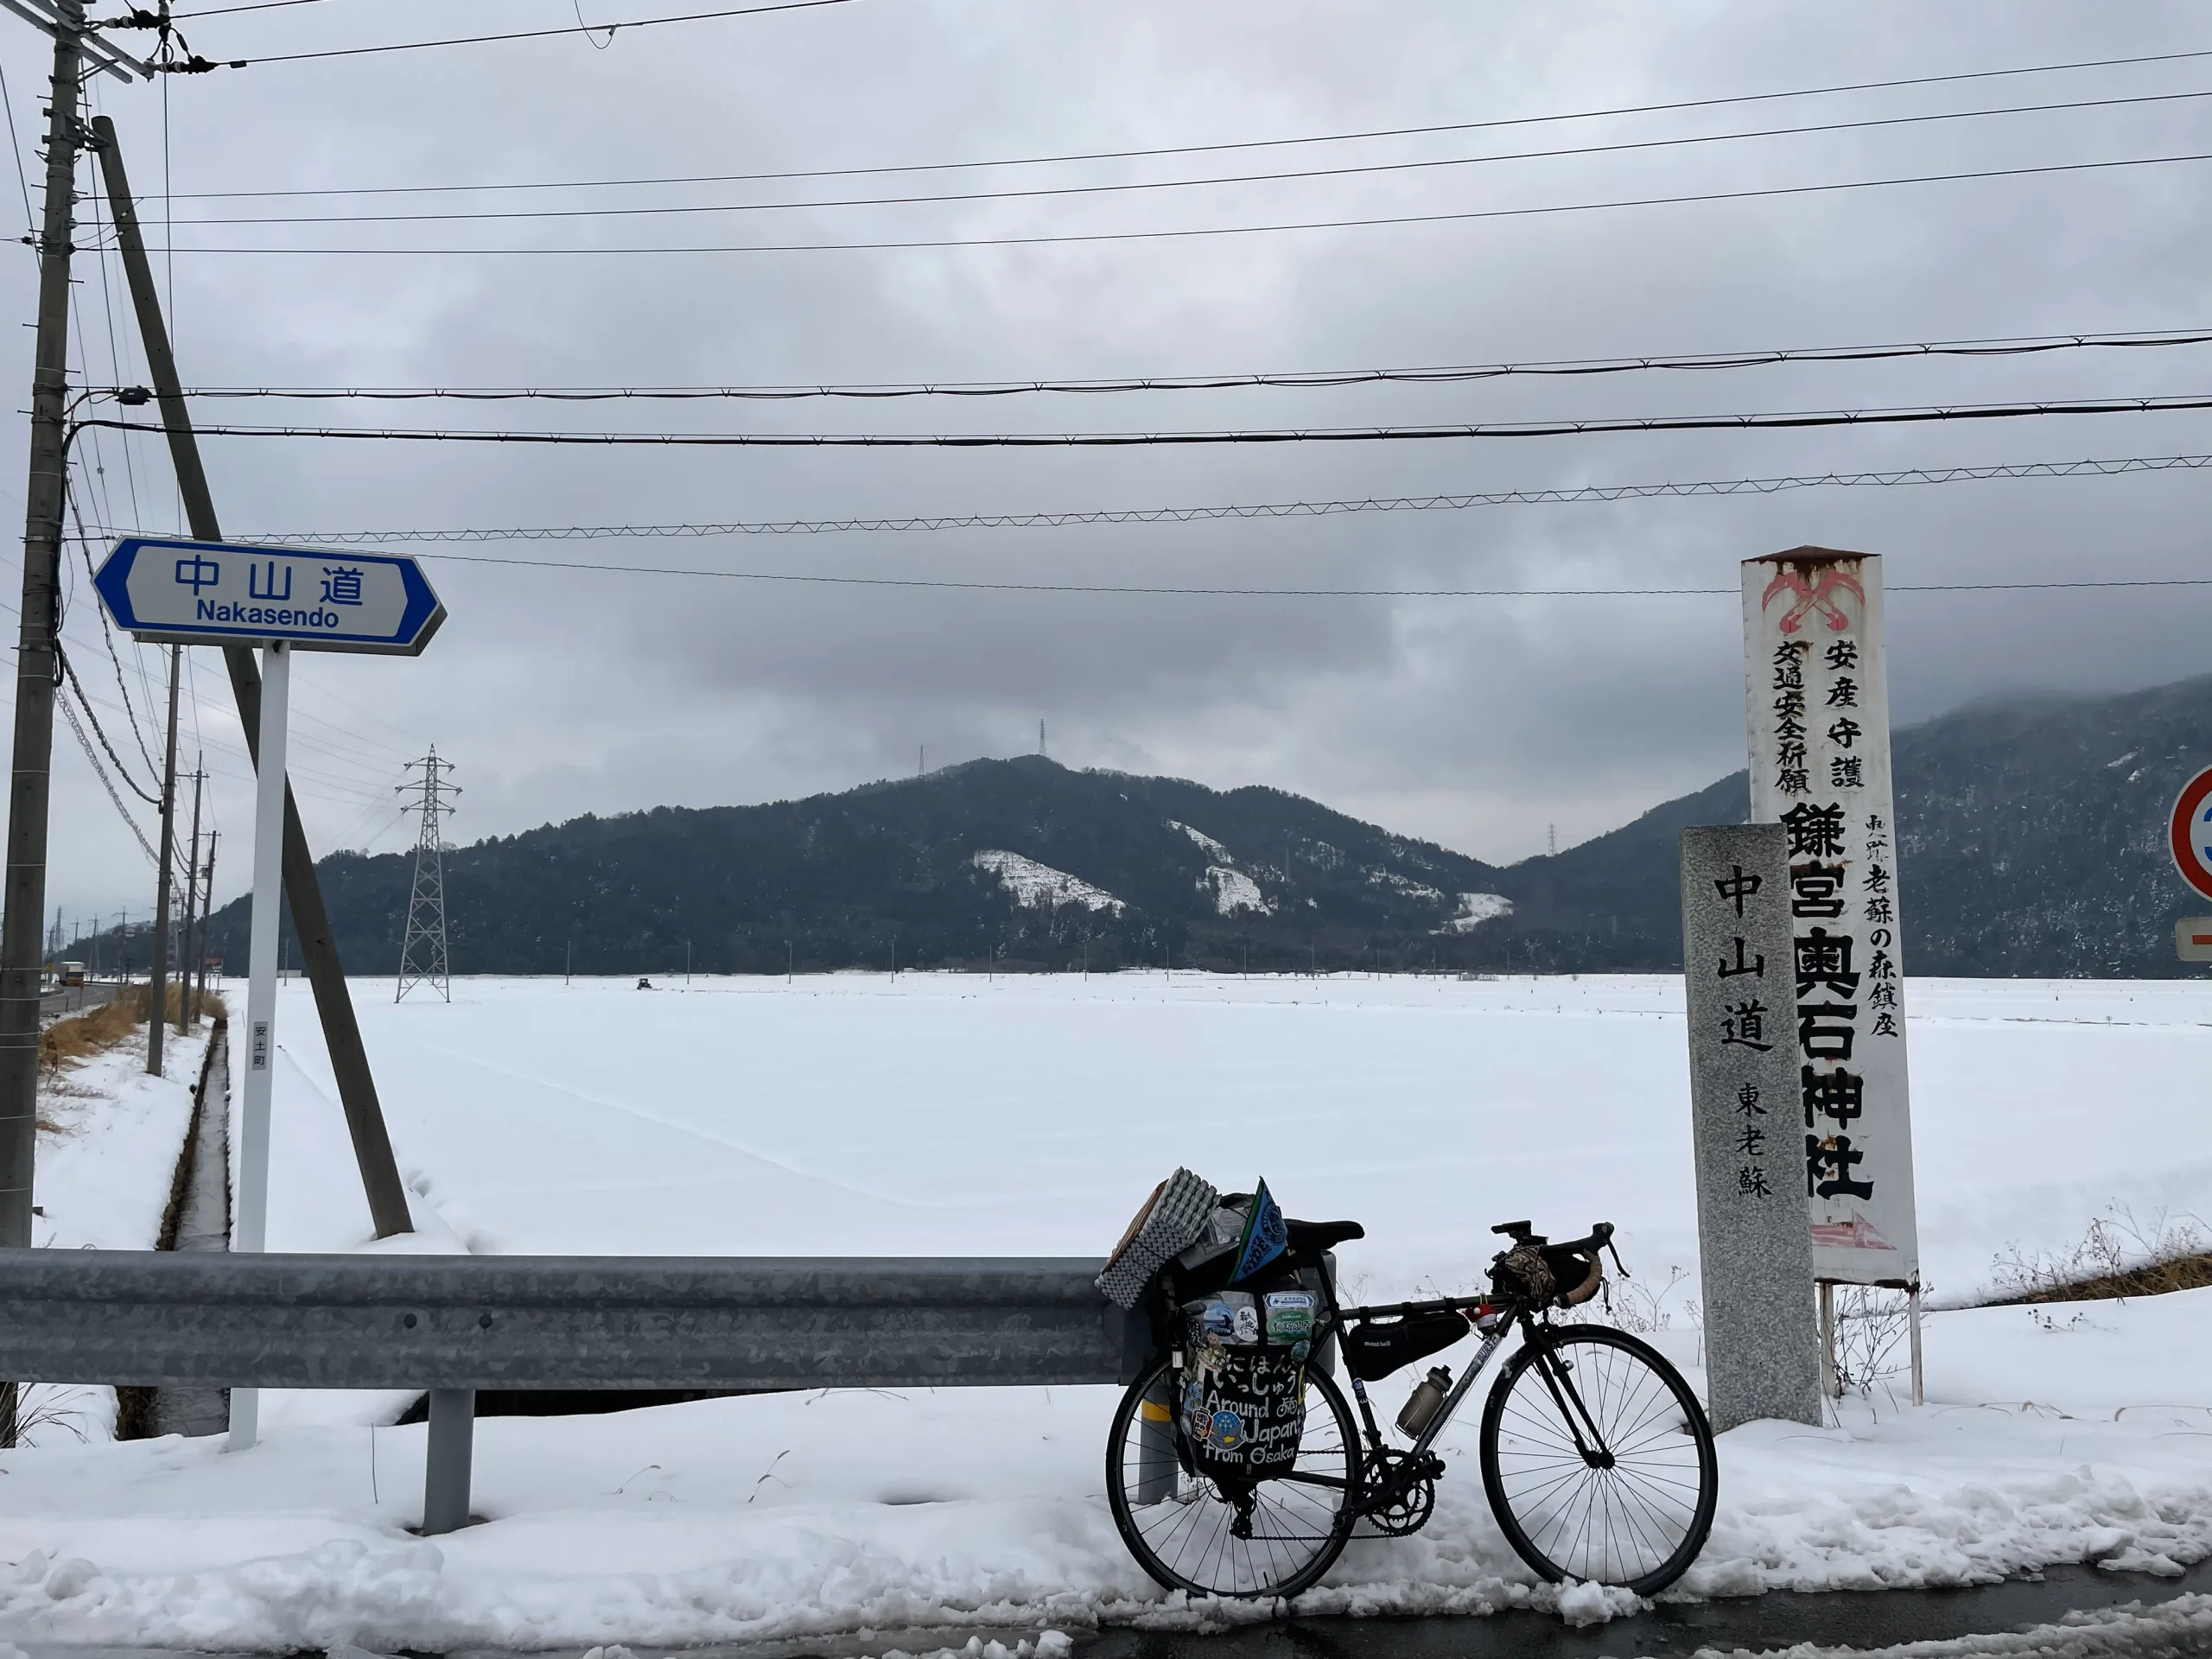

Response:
(1483, 1329), (1716, 1594)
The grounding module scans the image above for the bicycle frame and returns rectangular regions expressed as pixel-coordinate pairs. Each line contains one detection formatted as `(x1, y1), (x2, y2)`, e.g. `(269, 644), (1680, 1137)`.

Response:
(1321, 1279), (1610, 1486)
(1328, 1290), (1511, 1461)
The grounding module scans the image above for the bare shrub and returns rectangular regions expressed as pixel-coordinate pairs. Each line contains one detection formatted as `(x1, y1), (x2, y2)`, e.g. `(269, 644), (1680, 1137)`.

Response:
(1831, 1286), (1915, 1394)
(1594, 1264), (1700, 1341)
(1989, 1205), (2212, 1305)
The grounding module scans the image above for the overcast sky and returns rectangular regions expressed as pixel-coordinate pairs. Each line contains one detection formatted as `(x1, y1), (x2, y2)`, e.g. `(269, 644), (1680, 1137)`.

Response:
(4, 0), (2212, 933)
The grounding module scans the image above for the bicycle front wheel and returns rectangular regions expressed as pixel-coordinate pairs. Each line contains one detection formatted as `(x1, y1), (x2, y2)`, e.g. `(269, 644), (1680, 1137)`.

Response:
(1105, 1354), (1357, 1599)
(1478, 1324), (1717, 1595)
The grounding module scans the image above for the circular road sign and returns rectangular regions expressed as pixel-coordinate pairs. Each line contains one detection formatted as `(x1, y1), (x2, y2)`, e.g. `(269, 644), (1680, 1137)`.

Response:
(2171, 768), (2212, 901)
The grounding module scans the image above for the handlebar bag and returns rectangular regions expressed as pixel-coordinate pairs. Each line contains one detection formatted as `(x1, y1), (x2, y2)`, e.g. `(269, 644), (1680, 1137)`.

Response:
(1343, 1307), (1470, 1382)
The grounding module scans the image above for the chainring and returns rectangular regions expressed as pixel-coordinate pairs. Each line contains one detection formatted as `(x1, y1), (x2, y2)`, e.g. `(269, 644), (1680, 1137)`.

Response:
(1360, 1448), (1442, 1537)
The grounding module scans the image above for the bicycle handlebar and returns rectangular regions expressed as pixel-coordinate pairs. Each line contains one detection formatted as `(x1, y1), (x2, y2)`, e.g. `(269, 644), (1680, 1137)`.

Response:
(1490, 1219), (1614, 1252)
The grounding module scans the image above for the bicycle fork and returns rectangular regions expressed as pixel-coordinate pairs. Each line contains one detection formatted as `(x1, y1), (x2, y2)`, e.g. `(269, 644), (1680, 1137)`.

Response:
(1518, 1316), (1617, 1468)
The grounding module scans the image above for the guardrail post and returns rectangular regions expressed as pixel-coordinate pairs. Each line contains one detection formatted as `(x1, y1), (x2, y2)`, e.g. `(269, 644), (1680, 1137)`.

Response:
(422, 1387), (474, 1535)
(1133, 1369), (1177, 1503)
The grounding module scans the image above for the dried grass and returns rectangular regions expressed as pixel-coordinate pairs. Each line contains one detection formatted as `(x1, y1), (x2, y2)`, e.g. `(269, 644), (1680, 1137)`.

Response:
(1989, 1205), (2212, 1305)
(41, 984), (227, 1076)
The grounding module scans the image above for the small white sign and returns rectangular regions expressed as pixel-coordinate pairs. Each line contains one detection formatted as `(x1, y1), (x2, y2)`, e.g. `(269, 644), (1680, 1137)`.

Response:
(251, 1019), (271, 1073)
(2178, 919), (2212, 963)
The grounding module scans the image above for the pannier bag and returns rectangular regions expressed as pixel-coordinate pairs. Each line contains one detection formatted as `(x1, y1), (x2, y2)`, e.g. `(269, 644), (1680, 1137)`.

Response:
(1343, 1306), (1470, 1382)
(1179, 1288), (1316, 1478)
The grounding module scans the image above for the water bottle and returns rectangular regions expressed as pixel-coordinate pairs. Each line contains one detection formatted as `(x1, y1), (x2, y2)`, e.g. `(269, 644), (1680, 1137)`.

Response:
(1395, 1365), (1452, 1436)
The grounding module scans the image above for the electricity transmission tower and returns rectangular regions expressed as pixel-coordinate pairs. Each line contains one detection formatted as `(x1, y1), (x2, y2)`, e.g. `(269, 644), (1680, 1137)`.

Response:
(395, 749), (459, 1002)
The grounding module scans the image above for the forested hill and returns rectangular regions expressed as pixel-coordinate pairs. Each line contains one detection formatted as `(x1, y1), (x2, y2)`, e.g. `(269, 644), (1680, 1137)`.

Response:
(183, 671), (2212, 979)
(197, 758), (1529, 977)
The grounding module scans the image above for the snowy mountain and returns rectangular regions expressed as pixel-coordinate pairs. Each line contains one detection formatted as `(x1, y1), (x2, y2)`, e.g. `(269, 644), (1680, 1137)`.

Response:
(197, 755), (1520, 977)
(185, 672), (2212, 979)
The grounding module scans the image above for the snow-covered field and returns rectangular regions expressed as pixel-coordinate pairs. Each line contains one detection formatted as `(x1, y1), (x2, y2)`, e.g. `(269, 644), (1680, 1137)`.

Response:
(5, 972), (2212, 1650)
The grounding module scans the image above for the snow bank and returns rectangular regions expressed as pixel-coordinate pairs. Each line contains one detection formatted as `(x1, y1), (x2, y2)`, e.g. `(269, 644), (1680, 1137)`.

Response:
(5, 1300), (2212, 1649)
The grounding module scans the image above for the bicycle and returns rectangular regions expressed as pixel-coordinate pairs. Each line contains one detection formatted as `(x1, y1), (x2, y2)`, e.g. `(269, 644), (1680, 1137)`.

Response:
(1105, 1216), (1719, 1600)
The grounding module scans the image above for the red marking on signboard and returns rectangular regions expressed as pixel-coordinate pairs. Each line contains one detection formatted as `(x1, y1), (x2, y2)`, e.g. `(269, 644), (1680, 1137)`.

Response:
(1810, 1212), (1896, 1251)
(1761, 566), (1864, 634)
(2171, 767), (2212, 902)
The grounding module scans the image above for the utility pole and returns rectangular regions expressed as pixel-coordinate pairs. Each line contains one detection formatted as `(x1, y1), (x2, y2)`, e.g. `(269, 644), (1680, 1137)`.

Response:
(92, 113), (413, 1238)
(0, 0), (152, 1452)
(0, 1), (87, 1385)
(191, 829), (216, 1025)
(175, 762), (202, 1033)
(395, 748), (456, 1002)
(147, 645), (181, 1071)
(1039, 720), (1046, 758)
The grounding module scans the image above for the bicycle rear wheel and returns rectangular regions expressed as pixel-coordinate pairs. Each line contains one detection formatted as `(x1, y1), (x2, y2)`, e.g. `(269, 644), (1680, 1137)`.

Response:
(1105, 1354), (1357, 1599)
(1478, 1324), (1717, 1594)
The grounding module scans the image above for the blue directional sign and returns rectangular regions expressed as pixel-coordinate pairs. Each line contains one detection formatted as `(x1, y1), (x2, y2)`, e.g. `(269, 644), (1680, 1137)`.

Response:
(92, 538), (446, 656)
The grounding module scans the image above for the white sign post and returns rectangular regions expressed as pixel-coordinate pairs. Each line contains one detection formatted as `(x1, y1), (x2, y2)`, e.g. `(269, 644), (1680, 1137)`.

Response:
(1741, 547), (1922, 1402)
(228, 640), (288, 1451)
(92, 537), (443, 1450)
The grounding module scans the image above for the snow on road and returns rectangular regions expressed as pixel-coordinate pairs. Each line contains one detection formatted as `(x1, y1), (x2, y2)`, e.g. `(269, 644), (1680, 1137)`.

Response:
(0, 973), (2208, 1649)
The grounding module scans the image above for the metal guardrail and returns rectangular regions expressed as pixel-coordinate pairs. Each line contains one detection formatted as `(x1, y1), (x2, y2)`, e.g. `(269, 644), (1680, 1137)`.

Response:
(0, 1249), (1150, 1534)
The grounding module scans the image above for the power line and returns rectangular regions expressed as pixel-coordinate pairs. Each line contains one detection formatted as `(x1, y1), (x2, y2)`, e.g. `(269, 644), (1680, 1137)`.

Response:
(148, 45), (2212, 200)
(391, 553), (2212, 601)
(57, 692), (157, 865)
(72, 392), (2212, 451)
(142, 149), (2212, 255)
(56, 651), (161, 804)
(151, 88), (2212, 227)
(194, 0), (859, 68)
(162, 0), (331, 16)
(161, 451), (2212, 545)
(123, 327), (2212, 404)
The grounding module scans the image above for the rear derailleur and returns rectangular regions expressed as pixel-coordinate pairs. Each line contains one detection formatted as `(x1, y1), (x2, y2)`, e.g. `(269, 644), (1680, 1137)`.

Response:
(1359, 1447), (1444, 1536)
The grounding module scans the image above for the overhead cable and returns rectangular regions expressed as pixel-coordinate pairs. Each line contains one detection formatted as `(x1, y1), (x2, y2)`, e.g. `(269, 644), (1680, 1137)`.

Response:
(58, 694), (158, 865)
(120, 327), (2212, 403)
(372, 555), (2212, 600)
(146, 453), (2212, 546)
(153, 45), (2212, 199)
(161, 0), (329, 16)
(156, 90), (2212, 227)
(57, 651), (162, 804)
(72, 392), (2212, 450)
(197, 0), (858, 67)
(145, 149), (2212, 254)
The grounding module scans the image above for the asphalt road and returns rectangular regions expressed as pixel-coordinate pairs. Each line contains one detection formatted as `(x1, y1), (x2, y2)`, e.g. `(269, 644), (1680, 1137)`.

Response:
(1081, 1560), (2212, 1659)
(427, 1560), (2212, 1659)
(40, 979), (118, 1022)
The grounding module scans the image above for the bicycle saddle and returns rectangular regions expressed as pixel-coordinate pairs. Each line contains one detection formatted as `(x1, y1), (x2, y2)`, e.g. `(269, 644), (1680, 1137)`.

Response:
(1287, 1217), (1365, 1253)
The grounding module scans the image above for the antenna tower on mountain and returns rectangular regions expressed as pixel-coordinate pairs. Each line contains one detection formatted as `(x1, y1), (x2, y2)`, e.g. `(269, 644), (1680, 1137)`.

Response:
(396, 747), (460, 1003)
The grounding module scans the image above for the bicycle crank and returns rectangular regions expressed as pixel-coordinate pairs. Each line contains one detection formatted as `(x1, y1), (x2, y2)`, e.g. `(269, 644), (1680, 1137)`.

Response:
(1362, 1448), (1444, 1537)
